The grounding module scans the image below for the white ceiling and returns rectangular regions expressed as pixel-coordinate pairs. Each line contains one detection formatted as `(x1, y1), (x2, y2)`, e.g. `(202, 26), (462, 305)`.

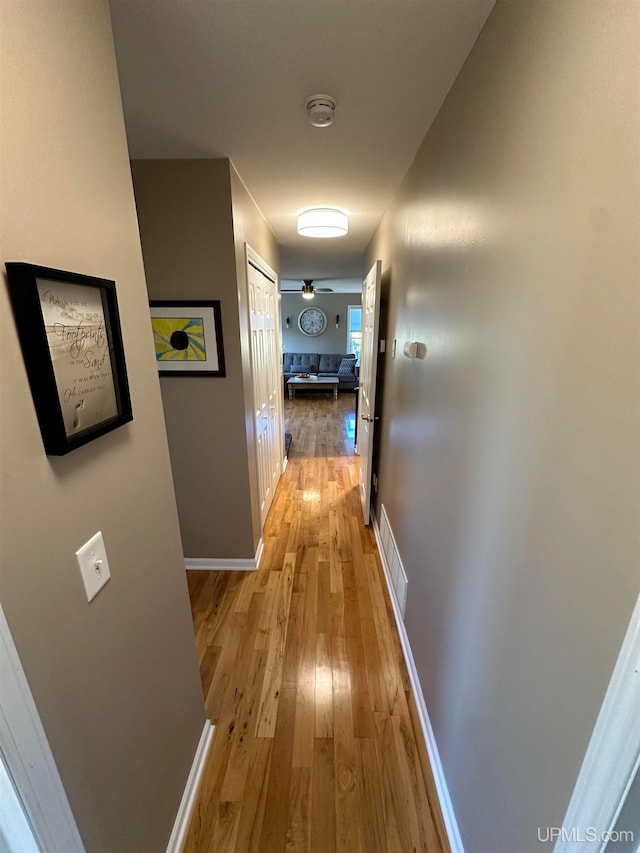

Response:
(110, 0), (494, 287)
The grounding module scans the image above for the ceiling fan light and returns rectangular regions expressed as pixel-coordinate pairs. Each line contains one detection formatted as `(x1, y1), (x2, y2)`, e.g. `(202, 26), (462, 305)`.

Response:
(297, 207), (348, 239)
(302, 280), (315, 299)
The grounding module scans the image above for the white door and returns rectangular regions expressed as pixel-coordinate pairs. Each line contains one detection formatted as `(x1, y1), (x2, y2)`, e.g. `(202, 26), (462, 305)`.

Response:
(247, 248), (283, 527)
(605, 765), (640, 853)
(0, 604), (85, 853)
(358, 260), (382, 525)
(556, 591), (640, 853)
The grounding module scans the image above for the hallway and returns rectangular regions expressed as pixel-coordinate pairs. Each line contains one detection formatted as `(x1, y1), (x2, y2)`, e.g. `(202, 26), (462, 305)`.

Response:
(184, 395), (448, 852)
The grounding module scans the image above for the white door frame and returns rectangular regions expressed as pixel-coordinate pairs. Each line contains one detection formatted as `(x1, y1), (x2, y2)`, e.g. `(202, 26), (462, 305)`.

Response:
(0, 604), (85, 852)
(556, 591), (640, 853)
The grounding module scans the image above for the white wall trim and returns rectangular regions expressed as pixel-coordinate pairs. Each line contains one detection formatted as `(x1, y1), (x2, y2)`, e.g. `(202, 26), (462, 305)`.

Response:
(254, 537), (264, 571)
(185, 538), (263, 572)
(0, 604), (85, 852)
(371, 509), (465, 853)
(555, 591), (640, 853)
(245, 242), (277, 283)
(230, 162), (277, 241)
(165, 720), (215, 853)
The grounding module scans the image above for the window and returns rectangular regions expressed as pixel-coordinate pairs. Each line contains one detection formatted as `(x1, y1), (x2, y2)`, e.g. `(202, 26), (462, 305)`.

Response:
(347, 305), (361, 364)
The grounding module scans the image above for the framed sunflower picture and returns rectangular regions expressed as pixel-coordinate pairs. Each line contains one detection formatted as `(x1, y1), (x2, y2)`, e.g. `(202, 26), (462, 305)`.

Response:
(150, 300), (226, 376)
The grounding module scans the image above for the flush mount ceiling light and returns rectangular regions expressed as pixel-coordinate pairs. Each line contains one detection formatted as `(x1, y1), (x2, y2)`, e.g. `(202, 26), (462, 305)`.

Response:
(302, 280), (315, 299)
(297, 207), (349, 239)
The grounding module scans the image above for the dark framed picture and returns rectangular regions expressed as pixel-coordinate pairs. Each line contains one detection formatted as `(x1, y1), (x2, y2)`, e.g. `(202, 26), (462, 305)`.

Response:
(5, 263), (133, 456)
(150, 300), (226, 377)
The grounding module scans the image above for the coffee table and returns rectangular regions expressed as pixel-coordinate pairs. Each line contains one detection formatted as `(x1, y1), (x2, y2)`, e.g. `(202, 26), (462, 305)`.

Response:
(287, 376), (339, 400)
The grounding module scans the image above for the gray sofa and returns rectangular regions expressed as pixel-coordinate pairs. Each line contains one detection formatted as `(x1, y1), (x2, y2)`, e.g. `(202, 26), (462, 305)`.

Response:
(283, 352), (358, 392)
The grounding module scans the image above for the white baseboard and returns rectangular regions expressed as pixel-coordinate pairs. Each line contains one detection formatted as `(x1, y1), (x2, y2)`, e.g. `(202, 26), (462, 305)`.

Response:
(185, 538), (263, 572)
(254, 538), (264, 570)
(166, 720), (215, 853)
(372, 509), (465, 853)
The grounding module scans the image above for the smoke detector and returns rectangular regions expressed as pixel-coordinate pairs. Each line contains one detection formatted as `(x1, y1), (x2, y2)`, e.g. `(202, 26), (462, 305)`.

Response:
(306, 94), (336, 128)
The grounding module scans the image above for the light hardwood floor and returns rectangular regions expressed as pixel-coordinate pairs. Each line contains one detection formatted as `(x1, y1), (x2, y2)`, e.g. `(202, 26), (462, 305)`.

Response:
(184, 393), (449, 852)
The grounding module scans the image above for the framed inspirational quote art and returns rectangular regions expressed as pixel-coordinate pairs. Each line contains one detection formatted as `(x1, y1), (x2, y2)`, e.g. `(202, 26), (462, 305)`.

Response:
(5, 263), (133, 455)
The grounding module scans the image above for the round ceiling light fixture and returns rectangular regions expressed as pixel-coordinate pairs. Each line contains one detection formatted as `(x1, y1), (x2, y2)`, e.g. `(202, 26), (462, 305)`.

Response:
(297, 207), (349, 239)
(306, 94), (336, 128)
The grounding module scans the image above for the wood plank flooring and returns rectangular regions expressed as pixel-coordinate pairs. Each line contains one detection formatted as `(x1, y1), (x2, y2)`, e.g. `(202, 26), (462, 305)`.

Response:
(184, 394), (449, 853)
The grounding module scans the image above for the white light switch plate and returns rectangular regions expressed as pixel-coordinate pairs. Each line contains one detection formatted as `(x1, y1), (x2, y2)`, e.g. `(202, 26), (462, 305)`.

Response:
(76, 531), (111, 602)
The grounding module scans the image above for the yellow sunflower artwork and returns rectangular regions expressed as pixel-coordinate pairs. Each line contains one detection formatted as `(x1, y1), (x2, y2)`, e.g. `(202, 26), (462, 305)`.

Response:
(152, 316), (207, 361)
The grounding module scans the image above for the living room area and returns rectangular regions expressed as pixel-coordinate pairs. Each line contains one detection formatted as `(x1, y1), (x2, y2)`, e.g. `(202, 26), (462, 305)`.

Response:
(280, 283), (361, 400)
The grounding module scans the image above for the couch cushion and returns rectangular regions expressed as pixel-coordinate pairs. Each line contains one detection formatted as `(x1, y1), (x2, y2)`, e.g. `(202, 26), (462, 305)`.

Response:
(291, 362), (318, 375)
(318, 353), (354, 373)
(337, 358), (356, 375)
(283, 352), (319, 373)
(318, 354), (340, 373)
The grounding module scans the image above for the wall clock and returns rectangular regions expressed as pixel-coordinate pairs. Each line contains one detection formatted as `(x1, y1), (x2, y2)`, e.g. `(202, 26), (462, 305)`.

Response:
(298, 307), (327, 336)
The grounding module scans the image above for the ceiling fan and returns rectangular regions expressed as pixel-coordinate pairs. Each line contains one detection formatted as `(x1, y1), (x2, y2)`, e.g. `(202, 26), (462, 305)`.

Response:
(280, 279), (334, 294)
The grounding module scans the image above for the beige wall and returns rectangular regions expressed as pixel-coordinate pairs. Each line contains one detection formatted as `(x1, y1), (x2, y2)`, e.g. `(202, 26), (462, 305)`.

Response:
(366, 2), (640, 851)
(132, 159), (264, 559)
(229, 164), (281, 551)
(132, 161), (279, 558)
(0, 4), (205, 852)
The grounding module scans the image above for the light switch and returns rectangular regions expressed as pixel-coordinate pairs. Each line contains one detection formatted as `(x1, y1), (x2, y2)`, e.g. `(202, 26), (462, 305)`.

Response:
(76, 531), (111, 602)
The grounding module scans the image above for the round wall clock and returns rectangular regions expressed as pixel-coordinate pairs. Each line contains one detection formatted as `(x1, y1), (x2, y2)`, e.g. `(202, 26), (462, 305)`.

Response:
(298, 307), (327, 336)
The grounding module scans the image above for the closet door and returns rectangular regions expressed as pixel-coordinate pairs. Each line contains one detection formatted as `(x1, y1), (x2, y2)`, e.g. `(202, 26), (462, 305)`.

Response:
(247, 248), (283, 527)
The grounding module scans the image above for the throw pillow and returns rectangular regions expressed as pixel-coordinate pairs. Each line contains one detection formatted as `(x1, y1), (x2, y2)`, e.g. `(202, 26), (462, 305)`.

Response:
(338, 358), (355, 375)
